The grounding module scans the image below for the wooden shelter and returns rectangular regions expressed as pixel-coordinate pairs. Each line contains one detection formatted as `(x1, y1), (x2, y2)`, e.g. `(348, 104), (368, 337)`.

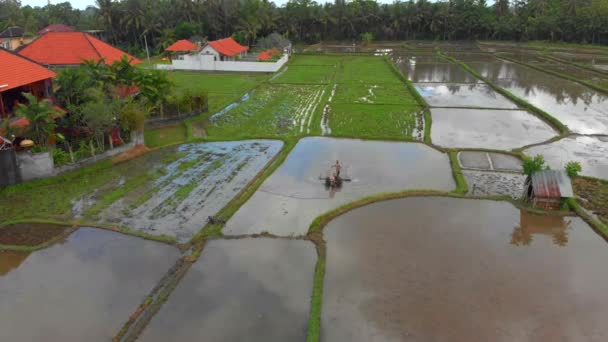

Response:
(523, 170), (573, 209)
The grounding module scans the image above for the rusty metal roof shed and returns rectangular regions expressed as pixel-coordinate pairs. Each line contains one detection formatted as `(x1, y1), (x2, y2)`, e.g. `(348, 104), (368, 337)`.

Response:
(531, 170), (573, 198)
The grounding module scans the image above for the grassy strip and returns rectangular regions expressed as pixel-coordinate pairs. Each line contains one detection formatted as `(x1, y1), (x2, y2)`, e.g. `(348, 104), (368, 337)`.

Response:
(567, 198), (608, 240)
(440, 53), (569, 136)
(498, 54), (608, 94)
(306, 251), (326, 342)
(448, 151), (468, 195)
(190, 138), (297, 242)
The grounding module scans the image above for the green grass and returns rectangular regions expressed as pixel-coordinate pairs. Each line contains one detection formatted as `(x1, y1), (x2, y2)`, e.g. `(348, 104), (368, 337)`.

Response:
(144, 123), (187, 148)
(289, 55), (342, 66)
(271, 65), (335, 84)
(337, 56), (400, 83)
(332, 82), (419, 105)
(207, 84), (324, 139)
(306, 253), (326, 342)
(449, 150), (468, 195)
(327, 103), (423, 140)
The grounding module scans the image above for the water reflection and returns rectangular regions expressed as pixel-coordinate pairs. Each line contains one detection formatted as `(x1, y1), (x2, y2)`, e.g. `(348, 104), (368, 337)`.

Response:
(511, 212), (572, 246)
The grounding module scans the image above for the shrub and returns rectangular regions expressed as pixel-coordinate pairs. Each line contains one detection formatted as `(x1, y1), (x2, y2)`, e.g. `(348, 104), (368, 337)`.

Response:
(523, 154), (546, 176)
(565, 161), (582, 177)
(361, 32), (374, 46)
(52, 148), (71, 166)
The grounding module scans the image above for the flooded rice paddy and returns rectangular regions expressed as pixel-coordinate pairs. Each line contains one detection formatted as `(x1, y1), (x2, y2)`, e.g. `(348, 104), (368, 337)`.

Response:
(468, 60), (608, 135)
(458, 151), (523, 172)
(525, 135), (608, 180)
(0, 227), (180, 341)
(140, 238), (315, 342)
(430, 108), (557, 149)
(415, 83), (518, 108)
(224, 137), (454, 236)
(100, 140), (282, 242)
(322, 197), (608, 341)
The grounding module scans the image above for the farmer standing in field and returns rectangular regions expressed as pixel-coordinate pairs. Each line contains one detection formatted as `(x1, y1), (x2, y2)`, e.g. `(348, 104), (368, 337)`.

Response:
(332, 160), (342, 178)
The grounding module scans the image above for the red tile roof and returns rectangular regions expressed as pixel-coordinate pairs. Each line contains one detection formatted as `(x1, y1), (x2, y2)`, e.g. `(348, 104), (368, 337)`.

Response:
(38, 24), (75, 35)
(0, 48), (56, 92)
(18, 32), (141, 66)
(165, 39), (197, 52)
(207, 37), (248, 57)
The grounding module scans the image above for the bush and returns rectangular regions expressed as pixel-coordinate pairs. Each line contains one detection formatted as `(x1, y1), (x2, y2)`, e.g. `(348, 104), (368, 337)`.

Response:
(52, 148), (71, 166)
(361, 32), (374, 46)
(565, 161), (582, 177)
(523, 154), (546, 176)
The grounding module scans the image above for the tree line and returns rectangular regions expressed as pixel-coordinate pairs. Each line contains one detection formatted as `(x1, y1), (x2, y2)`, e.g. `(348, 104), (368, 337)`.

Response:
(1, 0), (607, 55)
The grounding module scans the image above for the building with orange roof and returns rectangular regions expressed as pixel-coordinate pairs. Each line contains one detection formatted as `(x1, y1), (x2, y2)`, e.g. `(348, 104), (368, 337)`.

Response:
(201, 37), (248, 61)
(0, 47), (56, 119)
(165, 39), (198, 53)
(38, 24), (75, 35)
(17, 32), (140, 67)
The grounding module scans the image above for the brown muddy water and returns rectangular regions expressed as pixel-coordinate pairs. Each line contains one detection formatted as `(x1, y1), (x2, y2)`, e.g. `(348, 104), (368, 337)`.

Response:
(224, 137), (455, 236)
(469, 60), (608, 135)
(525, 135), (608, 180)
(140, 238), (315, 342)
(415, 83), (519, 108)
(430, 108), (557, 149)
(0, 227), (180, 341)
(100, 140), (282, 242)
(322, 197), (608, 341)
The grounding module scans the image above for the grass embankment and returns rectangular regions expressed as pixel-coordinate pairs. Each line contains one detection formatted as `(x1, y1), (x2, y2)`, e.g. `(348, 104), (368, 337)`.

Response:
(572, 177), (608, 234)
(498, 54), (608, 94)
(440, 53), (569, 136)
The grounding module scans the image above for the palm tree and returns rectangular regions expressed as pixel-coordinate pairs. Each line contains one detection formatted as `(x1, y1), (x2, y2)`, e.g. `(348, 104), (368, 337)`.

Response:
(15, 93), (61, 147)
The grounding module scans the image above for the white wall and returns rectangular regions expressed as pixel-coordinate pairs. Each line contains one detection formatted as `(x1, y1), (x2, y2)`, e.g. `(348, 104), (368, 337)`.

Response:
(159, 54), (288, 73)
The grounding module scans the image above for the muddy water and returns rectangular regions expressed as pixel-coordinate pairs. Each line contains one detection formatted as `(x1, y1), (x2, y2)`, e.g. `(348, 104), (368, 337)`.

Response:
(469, 60), (608, 135)
(0, 228), (180, 341)
(431, 108), (557, 149)
(224, 137), (454, 236)
(101, 140), (282, 242)
(525, 135), (608, 179)
(322, 197), (608, 341)
(415, 83), (518, 108)
(140, 238), (315, 342)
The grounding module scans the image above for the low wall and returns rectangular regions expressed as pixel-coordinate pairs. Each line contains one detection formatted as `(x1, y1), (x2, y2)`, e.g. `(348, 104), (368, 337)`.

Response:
(54, 141), (135, 175)
(17, 151), (54, 182)
(0, 149), (21, 186)
(159, 54), (288, 73)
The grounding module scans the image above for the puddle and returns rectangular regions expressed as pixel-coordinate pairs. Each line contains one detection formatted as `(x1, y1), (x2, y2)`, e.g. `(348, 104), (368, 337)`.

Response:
(322, 197), (608, 341)
(469, 60), (608, 135)
(415, 83), (518, 108)
(101, 140), (283, 242)
(398, 62), (482, 83)
(224, 137), (454, 236)
(525, 135), (608, 179)
(459, 151), (523, 171)
(140, 238), (315, 341)
(0, 227), (180, 341)
(430, 108), (557, 149)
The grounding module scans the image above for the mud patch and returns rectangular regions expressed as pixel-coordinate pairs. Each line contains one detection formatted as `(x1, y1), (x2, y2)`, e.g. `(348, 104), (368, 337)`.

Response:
(139, 238), (315, 342)
(224, 137), (454, 236)
(431, 108), (557, 149)
(0, 227), (180, 341)
(525, 135), (608, 180)
(464, 170), (526, 198)
(322, 197), (608, 341)
(459, 151), (523, 172)
(101, 140), (283, 242)
(0, 223), (71, 246)
(574, 177), (608, 225)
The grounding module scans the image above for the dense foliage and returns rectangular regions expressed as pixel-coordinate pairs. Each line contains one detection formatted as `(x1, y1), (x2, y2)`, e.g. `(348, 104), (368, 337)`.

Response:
(2, 0), (607, 56)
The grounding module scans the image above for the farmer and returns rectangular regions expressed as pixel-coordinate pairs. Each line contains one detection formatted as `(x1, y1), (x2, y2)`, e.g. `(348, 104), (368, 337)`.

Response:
(332, 160), (342, 178)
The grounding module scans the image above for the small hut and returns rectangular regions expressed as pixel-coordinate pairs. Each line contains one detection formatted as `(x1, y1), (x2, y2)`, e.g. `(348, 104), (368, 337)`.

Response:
(523, 170), (573, 209)
(165, 39), (198, 55)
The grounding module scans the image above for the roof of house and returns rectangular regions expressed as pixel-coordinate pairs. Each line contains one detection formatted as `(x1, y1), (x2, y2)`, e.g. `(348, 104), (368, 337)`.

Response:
(0, 26), (25, 39)
(165, 39), (197, 52)
(531, 170), (573, 199)
(17, 32), (141, 66)
(38, 24), (75, 35)
(0, 47), (56, 92)
(207, 37), (248, 57)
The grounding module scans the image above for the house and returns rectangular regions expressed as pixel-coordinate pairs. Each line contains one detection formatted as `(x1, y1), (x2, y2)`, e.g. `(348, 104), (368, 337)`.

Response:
(17, 32), (141, 67)
(201, 37), (248, 61)
(0, 26), (33, 50)
(0, 47), (56, 119)
(38, 24), (75, 35)
(165, 39), (198, 54)
(160, 36), (288, 73)
(523, 170), (574, 209)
